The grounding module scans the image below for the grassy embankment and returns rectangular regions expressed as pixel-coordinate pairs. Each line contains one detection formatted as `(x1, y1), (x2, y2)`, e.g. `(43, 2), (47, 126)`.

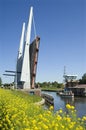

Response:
(0, 88), (86, 130)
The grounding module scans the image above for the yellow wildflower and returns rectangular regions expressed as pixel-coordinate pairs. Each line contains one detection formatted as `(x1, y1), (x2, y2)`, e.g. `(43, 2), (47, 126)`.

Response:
(49, 105), (54, 110)
(59, 109), (63, 113)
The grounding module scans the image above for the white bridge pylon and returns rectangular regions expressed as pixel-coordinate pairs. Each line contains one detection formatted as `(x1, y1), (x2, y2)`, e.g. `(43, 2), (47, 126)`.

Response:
(16, 7), (34, 89)
(18, 22), (25, 59)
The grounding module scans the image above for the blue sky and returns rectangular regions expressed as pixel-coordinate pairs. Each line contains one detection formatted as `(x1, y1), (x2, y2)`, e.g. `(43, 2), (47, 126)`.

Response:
(0, 0), (86, 83)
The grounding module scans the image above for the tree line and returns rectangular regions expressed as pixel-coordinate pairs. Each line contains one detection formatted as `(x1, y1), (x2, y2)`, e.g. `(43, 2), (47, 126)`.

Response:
(36, 81), (64, 89)
(0, 73), (86, 88)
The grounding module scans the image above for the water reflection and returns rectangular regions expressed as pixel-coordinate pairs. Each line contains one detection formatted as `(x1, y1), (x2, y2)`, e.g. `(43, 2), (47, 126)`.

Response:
(42, 91), (86, 117)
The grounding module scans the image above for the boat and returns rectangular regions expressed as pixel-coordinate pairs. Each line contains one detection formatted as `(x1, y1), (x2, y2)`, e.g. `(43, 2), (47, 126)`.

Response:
(59, 90), (74, 98)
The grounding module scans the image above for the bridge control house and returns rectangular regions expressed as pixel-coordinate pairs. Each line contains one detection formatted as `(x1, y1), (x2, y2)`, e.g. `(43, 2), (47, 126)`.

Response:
(64, 75), (86, 96)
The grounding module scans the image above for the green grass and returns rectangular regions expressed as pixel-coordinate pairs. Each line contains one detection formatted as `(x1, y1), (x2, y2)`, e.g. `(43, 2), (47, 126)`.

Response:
(10, 89), (42, 103)
(41, 87), (63, 91)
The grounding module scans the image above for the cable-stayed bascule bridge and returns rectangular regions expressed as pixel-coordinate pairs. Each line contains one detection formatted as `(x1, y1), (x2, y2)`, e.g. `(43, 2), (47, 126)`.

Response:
(4, 7), (40, 91)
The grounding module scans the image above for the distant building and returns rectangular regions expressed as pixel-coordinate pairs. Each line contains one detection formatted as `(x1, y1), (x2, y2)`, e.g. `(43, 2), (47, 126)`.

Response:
(64, 75), (86, 96)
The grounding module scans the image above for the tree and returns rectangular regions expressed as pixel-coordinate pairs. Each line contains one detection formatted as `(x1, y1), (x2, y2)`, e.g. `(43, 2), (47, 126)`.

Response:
(79, 73), (86, 84)
(0, 77), (2, 86)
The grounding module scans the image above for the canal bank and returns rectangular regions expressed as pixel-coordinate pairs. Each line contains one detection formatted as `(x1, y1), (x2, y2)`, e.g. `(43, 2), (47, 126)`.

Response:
(42, 91), (86, 117)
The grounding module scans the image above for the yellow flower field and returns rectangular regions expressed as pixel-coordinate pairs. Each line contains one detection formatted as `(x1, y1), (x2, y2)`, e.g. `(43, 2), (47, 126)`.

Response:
(0, 88), (86, 130)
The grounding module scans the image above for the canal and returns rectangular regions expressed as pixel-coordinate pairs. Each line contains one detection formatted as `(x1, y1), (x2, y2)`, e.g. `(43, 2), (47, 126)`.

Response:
(42, 91), (86, 117)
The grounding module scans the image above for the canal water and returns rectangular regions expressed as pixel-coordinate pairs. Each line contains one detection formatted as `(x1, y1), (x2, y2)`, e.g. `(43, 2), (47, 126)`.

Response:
(42, 91), (86, 117)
